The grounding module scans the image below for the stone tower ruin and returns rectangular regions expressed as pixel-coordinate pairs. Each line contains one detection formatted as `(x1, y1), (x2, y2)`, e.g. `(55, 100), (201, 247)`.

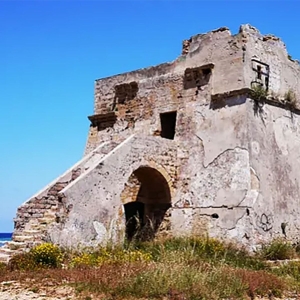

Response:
(1, 24), (300, 261)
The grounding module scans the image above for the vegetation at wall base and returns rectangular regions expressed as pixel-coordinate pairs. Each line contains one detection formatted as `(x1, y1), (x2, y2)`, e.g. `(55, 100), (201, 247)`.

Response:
(1, 237), (300, 299)
(259, 238), (296, 261)
(8, 243), (63, 271)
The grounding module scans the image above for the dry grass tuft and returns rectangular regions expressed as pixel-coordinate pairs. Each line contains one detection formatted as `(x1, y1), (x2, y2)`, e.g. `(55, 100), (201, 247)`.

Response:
(234, 268), (285, 298)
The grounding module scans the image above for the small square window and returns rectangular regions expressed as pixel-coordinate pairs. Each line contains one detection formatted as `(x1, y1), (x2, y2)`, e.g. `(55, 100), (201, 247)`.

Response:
(160, 111), (177, 140)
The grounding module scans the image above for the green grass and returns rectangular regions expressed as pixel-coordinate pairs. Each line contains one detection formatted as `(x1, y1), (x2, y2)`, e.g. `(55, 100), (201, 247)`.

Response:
(131, 236), (267, 270)
(273, 261), (300, 281)
(116, 263), (247, 300)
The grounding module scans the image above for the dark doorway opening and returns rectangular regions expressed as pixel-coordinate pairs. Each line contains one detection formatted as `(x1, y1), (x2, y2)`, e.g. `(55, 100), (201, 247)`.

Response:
(122, 167), (172, 241)
(124, 201), (144, 241)
(160, 111), (177, 140)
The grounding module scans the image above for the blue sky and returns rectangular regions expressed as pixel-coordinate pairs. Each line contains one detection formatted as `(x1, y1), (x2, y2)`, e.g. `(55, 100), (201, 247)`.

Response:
(0, 0), (299, 232)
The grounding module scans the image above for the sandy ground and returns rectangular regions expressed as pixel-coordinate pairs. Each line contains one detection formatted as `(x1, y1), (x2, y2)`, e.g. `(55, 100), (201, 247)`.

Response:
(0, 281), (77, 300)
(0, 281), (299, 300)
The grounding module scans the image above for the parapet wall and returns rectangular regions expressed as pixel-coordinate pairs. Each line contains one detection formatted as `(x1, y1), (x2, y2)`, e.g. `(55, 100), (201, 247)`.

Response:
(92, 26), (245, 115)
(242, 24), (300, 101)
(85, 24), (300, 156)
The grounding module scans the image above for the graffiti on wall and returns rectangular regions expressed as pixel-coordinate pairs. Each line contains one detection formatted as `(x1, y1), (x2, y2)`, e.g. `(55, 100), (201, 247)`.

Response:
(256, 213), (273, 232)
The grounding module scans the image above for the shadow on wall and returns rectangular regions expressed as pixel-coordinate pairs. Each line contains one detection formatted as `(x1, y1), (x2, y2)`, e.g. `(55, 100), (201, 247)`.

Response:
(184, 66), (212, 90)
(122, 166), (172, 241)
(210, 94), (247, 110)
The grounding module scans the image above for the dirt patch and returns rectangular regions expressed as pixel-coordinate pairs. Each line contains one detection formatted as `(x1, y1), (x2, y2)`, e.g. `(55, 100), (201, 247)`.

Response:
(0, 281), (76, 300)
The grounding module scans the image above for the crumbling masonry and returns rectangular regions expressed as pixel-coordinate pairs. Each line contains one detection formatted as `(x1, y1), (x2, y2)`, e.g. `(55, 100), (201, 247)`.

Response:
(1, 24), (300, 261)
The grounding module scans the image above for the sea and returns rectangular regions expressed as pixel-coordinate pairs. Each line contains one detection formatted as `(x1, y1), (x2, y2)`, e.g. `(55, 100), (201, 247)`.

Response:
(0, 233), (12, 247)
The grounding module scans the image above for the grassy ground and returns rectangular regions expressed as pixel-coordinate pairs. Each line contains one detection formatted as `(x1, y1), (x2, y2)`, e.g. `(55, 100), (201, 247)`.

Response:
(1, 237), (300, 299)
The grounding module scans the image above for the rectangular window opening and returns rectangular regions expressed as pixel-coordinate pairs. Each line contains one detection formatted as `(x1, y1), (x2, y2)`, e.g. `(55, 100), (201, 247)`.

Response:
(257, 65), (262, 80)
(160, 111), (177, 140)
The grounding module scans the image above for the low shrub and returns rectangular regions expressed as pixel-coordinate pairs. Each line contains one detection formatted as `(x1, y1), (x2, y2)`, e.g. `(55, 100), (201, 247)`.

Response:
(221, 243), (267, 270)
(250, 84), (268, 101)
(70, 253), (98, 268)
(259, 239), (296, 260)
(8, 243), (63, 270)
(132, 236), (226, 258)
(30, 243), (63, 268)
(116, 263), (282, 300)
(70, 248), (152, 268)
(1, 237), (298, 299)
(284, 89), (297, 105)
(235, 269), (285, 298)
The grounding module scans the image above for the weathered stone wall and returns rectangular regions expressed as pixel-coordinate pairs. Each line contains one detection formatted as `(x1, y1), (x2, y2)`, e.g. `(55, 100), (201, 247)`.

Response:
(246, 100), (300, 246)
(168, 94), (251, 244)
(86, 24), (300, 155)
(120, 173), (141, 205)
(50, 93), (266, 250)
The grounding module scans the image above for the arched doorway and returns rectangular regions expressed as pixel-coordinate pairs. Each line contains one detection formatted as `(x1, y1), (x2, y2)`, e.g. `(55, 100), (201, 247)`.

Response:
(121, 166), (172, 241)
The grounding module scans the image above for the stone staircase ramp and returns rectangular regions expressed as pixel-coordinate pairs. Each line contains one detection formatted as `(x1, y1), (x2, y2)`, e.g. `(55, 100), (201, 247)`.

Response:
(19, 140), (116, 208)
(5, 140), (123, 261)
(59, 134), (137, 196)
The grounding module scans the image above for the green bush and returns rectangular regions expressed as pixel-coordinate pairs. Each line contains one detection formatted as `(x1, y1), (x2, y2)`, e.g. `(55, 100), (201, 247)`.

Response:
(0, 262), (6, 270)
(0, 262), (7, 274)
(284, 89), (297, 111)
(250, 84), (268, 101)
(30, 243), (63, 268)
(8, 252), (37, 271)
(259, 239), (296, 260)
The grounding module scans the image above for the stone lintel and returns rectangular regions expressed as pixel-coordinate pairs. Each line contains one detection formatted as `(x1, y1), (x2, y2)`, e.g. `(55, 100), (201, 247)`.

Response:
(211, 88), (251, 101)
(211, 88), (300, 114)
(185, 63), (215, 73)
(88, 112), (117, 127)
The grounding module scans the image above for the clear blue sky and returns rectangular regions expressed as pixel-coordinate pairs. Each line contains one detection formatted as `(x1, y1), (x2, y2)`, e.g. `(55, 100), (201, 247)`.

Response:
(0, 0), (299, 232)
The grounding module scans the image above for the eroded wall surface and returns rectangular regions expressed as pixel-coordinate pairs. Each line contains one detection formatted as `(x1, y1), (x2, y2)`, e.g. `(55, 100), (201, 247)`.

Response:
(247, 100), (300, 246)
(170, 95), (253, 245)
